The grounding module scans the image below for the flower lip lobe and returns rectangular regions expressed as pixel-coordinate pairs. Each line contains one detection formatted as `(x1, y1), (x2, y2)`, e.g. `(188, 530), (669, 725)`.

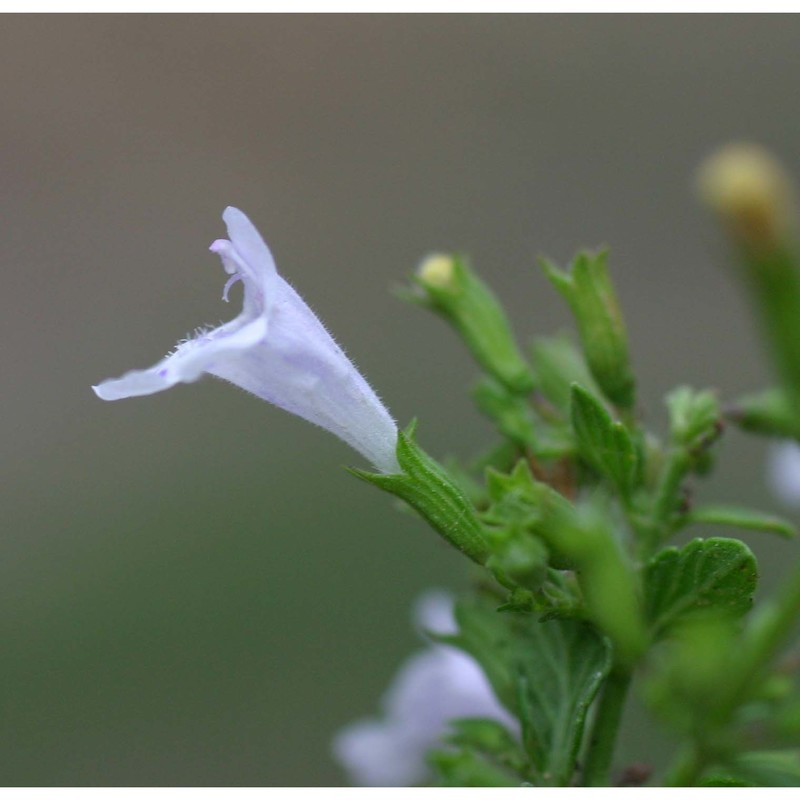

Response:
(93, 208), (399, 473)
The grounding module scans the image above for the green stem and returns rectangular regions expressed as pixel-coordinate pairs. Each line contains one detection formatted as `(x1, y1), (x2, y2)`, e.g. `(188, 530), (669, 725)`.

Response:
(665, 742), (708, 787)
(742, 245), (800, 420)
(652, 450), (688, 526)
(582, 668), (632, 786)
(640, 449), (688, 557)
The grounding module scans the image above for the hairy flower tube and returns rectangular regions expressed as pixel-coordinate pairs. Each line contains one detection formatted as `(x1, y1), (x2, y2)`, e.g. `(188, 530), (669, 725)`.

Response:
(93, 207), (399, 473)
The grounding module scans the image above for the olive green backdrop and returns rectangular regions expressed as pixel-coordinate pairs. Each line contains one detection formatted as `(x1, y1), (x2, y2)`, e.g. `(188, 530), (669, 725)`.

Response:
(4, 14), (800, 785)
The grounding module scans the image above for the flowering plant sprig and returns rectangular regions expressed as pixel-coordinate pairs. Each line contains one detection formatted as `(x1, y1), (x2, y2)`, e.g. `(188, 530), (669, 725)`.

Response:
(96, 148), (800, 785)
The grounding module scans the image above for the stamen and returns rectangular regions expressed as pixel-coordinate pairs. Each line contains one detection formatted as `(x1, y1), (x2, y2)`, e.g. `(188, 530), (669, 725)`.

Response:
(222, 272), (242, 302)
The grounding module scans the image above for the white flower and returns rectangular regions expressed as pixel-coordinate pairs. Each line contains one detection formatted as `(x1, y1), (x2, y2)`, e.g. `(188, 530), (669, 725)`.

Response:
(332, 590), (516, 787)
(766, 440), (800, 508)
(93, 207), (399, 473)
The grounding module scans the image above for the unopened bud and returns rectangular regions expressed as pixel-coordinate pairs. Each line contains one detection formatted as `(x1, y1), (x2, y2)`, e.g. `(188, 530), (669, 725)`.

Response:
(542, 251), (636, 410)
(411, 254), (534, 394)
(418, 253), (457, 290)
(697, 143), (794, 248)
(698, 146), (800, 420)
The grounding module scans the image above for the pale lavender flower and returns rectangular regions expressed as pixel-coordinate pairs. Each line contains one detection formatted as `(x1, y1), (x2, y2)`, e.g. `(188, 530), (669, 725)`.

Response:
(767, 440), (800, 508)
(93, 207), (399, 473)
(332, 590), (516, 787)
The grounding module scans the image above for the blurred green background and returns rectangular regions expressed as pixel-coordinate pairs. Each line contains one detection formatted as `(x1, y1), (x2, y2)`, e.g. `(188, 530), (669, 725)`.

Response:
(5, 14), (800, 785)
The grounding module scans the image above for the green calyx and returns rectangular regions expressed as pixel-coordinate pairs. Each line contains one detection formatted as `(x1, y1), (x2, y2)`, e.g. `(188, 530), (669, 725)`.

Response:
(349, 421), (491, 565)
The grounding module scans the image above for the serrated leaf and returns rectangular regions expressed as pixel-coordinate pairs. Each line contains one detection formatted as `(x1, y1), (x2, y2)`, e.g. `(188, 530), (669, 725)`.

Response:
(445, 595), (611, 786)
(645, 537), (758, 637)
(570, 383), (638, 497)
(688, 505), (796, 539)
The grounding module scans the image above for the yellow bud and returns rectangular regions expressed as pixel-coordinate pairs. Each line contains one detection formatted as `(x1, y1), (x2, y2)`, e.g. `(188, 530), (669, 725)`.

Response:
(418, 253), (457, 290)
(696, 143), (794, 247)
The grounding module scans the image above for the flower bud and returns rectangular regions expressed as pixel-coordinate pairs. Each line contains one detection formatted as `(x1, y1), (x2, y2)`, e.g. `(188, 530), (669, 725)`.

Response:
(413, 254), (534, 395)
(697, 144), (800, 420)
(542, 251), (636, 411)
(418, 253), (457, 289)
(697, 143), (794, 250)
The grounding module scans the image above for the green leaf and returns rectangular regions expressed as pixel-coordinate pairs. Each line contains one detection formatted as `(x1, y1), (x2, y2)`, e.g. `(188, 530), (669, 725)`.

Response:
(688, 504), (796, 539)
(645, 537), (758, 637)
(445, 595), (612, 786)
(570, 383), (639, 497)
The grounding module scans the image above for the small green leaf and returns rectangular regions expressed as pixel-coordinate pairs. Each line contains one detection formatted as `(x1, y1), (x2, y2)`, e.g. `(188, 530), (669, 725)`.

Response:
(645, 537), (758, 637)
(570, 383), (639, 497)
(688, 504), (796, 539)
(445, 595), (612, 786)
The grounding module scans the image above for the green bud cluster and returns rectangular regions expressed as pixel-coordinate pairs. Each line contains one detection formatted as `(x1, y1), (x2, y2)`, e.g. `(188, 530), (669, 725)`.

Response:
(349, 145), (800, 787)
